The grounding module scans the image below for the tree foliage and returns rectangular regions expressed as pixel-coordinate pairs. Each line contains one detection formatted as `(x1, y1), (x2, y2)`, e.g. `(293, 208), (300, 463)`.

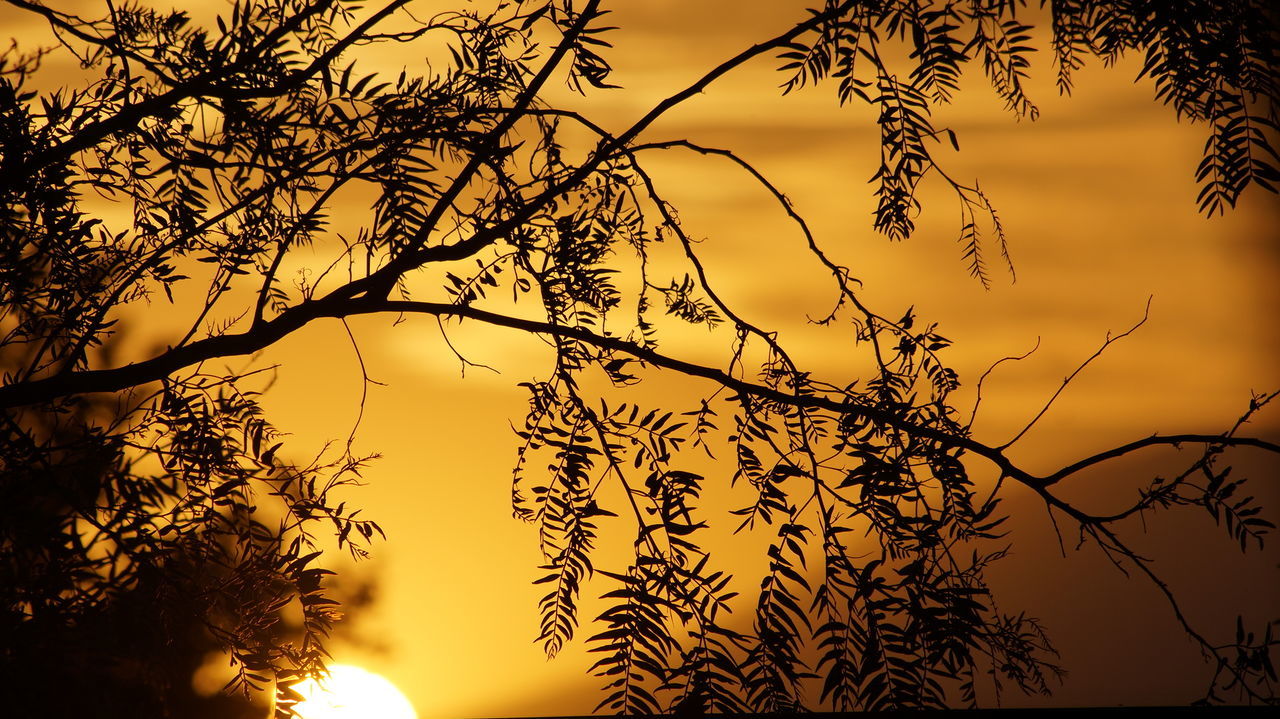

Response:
(1, 0), (1277, 715)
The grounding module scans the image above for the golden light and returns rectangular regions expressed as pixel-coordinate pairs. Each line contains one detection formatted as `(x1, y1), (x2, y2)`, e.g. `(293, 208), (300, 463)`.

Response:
(293, 664), (418, 719)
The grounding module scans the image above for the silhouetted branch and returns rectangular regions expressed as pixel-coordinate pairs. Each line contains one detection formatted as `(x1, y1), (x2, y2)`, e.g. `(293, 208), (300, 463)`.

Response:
(999, 298), (1152, 450)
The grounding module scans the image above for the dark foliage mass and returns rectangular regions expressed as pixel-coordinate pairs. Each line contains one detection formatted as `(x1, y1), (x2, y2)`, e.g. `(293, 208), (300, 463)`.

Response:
(1, 0), (1277, 715)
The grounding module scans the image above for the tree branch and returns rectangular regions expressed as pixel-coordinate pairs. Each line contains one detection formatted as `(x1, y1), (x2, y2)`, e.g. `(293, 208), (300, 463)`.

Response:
(1041, 432), (1280, 487)
(9, 296), (1272, 511)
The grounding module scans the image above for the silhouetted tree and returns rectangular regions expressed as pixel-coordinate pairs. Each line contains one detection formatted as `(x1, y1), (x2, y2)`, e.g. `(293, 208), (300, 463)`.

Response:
(1, 0), (1277, 715)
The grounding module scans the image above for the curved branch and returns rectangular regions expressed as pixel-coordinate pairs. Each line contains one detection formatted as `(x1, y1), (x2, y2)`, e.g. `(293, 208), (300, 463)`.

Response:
(359, 0), (865, 298)
(1041, 432), (1280, 487)
(9, 296), (1272, 504)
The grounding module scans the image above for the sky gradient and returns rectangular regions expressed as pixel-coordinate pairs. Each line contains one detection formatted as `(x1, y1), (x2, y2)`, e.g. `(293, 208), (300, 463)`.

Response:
(5, 1), (1277, 716)
(239, 3), (1280, 715)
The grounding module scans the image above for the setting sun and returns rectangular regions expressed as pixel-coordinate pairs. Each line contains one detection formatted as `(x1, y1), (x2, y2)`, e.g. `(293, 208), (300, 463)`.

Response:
(293, 665), (417, 719)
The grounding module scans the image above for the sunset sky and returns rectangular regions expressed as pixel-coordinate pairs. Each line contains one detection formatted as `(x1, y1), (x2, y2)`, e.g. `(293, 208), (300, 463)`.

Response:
(5, 1), (1278, 716)
(253, 4), (1278, 715)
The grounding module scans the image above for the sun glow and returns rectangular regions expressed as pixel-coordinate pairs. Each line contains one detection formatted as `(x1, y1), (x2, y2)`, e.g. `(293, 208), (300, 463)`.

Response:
(293, 664), (418, 719)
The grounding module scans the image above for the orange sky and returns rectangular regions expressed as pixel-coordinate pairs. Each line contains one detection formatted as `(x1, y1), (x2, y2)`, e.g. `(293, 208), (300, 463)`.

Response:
(252, 4), (1278, 715)
(6, 1), (1279, 716)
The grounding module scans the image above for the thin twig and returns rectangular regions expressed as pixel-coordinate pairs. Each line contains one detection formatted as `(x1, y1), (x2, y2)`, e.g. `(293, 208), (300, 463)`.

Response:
(998, 297), (1152, 451)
